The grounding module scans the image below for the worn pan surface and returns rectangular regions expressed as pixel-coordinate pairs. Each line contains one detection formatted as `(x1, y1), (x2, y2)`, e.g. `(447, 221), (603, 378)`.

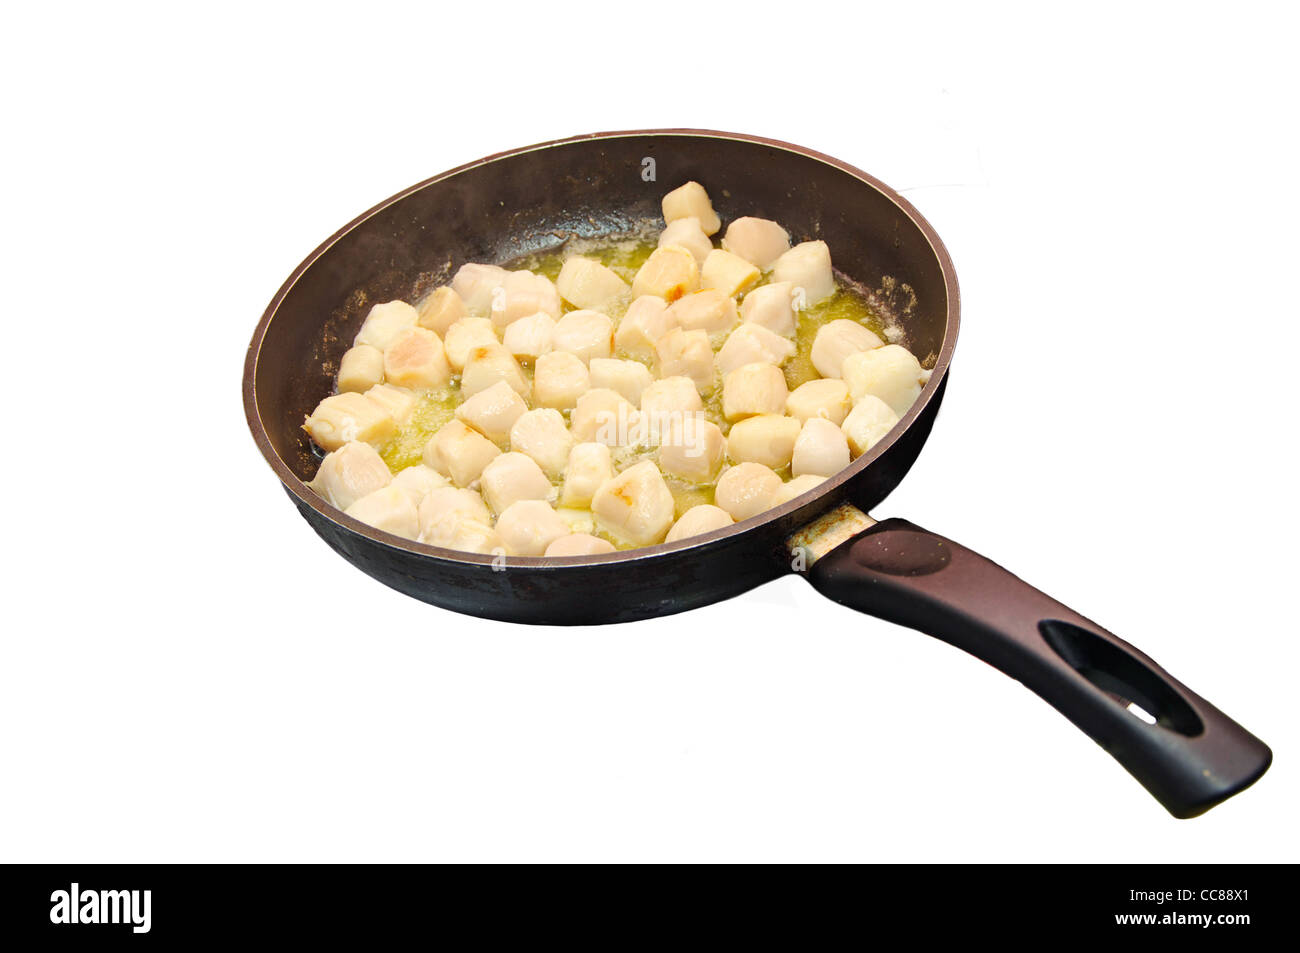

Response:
(244, 130), (1269, 817)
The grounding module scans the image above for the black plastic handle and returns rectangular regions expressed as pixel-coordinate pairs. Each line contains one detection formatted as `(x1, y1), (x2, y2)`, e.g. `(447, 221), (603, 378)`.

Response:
(807, 518), (1271, 817)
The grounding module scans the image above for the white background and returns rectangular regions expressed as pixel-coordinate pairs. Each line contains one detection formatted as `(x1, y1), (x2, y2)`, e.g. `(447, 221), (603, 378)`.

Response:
(2, 2), (1296, 862)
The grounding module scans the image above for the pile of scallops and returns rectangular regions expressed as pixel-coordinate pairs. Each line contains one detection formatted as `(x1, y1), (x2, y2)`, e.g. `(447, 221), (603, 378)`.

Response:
(302, 181), (928, 557)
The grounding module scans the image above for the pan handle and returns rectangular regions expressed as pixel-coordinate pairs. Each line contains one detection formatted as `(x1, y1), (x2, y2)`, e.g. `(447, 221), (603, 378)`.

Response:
(805, 517), (1271, 817)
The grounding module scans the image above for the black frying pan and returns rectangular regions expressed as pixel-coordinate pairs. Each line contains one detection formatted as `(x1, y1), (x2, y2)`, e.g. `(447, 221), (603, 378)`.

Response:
(243, 130), (1270, 818)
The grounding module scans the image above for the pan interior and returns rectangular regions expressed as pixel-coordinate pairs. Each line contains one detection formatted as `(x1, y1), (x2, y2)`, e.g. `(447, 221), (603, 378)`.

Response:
(250, 132), (955, 516)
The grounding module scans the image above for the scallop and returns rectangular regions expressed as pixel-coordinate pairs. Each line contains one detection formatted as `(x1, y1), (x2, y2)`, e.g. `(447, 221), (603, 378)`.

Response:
(561, 442), (615, 508)
(589, 358), (654, 406)
(345, 486), (419, 540)
(786, 379), (851, 425)
(658, 417), (726, 484)
(479, 452), (555, 514)
(310, 441), (393, 511)
(533, 351), (591, 411)
(389, 464), (450, 506)
(337, 344), (384, 393)
(556, 257), (629, 311)
(639, 376), (703, 443)
(631, 245), (699, 302)
(443, 317), (500, 372)
(455, 379), (528, 445)
(667, 289), (740, 337)
(658, 217), (713, 264)
(423, 419), (501, 487)
(715, 324), (795, 377)
(544, 534), (617, 557)
(509, 408), (574, 478)
(501, 311), (556, 362)
(771, 241), (834, 307)
(700, 248), (761, 298)
(553, 310), (614, 363)
(416, 286), (465, 336)
(791, 417), (850, 477)
(460, 343), (529, 400)
(842, 344), (924, 417)
(571, 388), (639, 446)
(714, 463), (782, 522)
(383, 328), (451, 390)
(355, 301), (419, 351)
(491, 270), (561, 328)
(722, 217), (791, 270)
(614, 295), (678, 362)
(662, 181), (721, 235)
(418, 486), (492, 544)
(726, 415), (801, 470)
(773, 474), (828, 506)
(665, 504), (735, 543)
(303, 392), (395, 451)
(451, 263), (509, 315)
(654, 328), (714, 394)
(810, 319), (884, 379)
(841, 395), (901, 458)
(739, 281), (796, 337)
(722, 363), (789, 422)
(590, 460), (676, 546)
(494, 500), (572, 556)
(363, 384), (418, 427)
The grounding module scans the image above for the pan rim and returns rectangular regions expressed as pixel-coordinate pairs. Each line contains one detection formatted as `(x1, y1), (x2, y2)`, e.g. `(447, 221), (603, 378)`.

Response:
(243, 128), (961, 569)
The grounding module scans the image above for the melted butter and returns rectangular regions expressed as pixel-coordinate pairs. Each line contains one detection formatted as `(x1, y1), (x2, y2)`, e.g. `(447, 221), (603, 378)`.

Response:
(787, 288), (891, 391)
(667, 481), (715, 520)
(379, 386), (458, 472)
(518, 238), (656, 285)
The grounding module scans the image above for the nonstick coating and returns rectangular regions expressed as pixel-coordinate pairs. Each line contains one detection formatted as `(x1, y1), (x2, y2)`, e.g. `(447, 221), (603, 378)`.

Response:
(244, 130), (960, 623)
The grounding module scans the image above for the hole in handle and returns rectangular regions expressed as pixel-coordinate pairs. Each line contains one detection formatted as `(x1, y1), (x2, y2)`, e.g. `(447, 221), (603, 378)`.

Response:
(1038, 620), (1204, 736)
(1126, 701), (1158, 725)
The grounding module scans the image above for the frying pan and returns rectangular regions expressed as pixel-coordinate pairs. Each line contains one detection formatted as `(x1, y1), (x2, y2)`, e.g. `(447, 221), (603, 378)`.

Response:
(243, 129), (1270, 818)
